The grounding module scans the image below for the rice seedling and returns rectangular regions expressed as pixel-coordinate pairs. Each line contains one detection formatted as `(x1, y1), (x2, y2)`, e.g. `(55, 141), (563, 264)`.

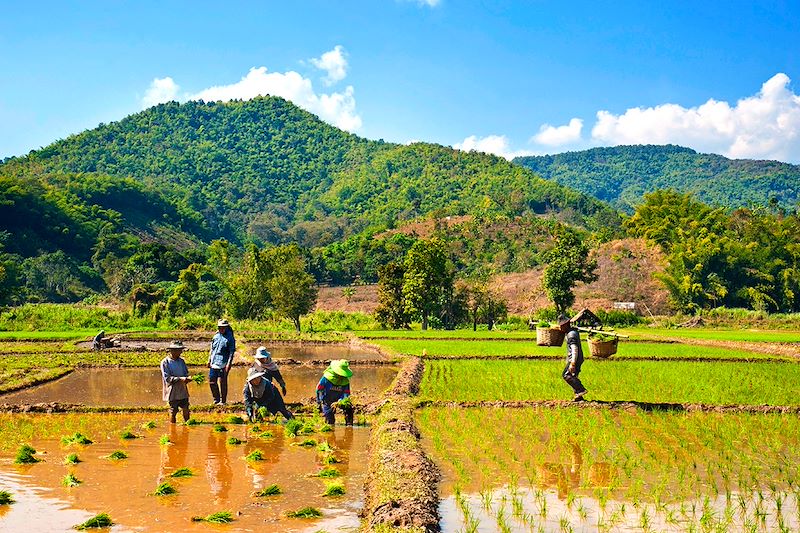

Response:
(62, 473), (82, 487)
(254, 484), (281, 496)
(0, 490), (14, 504)
(318, 423), (333, 432)
(184, 417), (201, 426)
(212, 424), (228, 433)
(141, 420), (157, 429)
(159, 435), (171, 445)
(245, 450), (265, 461)
(74, 513), (113, 529)
(152, 481), (177, 496)
(191, 510), (234, 523)
(313, 466), (340, 478)
(106, 450), (128, 460)
(296, 439), (317, 447)
(286, 506), (322, 518)
(64, 453), (81, 464)
(226, 436), (243, 445)
(317, 441), (334, 453)
(321, 454), (340, 464)
(322, 481), (345, 497)
(61, 432), (93, 445)
(285, 418), (304, 437)
(14, 443), (39, 464)
(190, 374), (205, 384)
(337, 396), (353, 409)
(170, 467), (193, 478)
(226, 415), (246, 424)
(257, 406), (270, 420)
(254, 430), (274, 439)
(119, 430), (139, 439)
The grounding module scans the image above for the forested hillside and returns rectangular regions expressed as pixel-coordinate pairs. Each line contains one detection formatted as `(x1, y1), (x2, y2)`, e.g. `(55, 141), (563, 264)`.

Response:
(0, 97), (620, 303)
(514, 145), (800, 212)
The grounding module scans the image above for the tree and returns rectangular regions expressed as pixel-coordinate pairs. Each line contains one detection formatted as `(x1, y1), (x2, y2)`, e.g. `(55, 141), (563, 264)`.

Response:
(402, 238), (454, 330)
(224, 244), (274, 319)
(542, 229), (598, 315)
(265, 244), (318, 331)
(375, 261), (411, 329)
(166, 264), (203, 316)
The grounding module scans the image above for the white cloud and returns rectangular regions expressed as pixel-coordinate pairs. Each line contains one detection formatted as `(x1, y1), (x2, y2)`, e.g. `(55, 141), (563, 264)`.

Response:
(532, 118), (583, 146)
(310, 45), (348, 86)
(453, 134), (536, 160)
(141, 77), (180, 108)
(591, 73), (800, 162)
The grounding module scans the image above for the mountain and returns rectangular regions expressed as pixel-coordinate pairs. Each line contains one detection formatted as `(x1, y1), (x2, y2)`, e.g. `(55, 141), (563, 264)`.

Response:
(0, 97), (621, 301)
(514, 145), (800, 212)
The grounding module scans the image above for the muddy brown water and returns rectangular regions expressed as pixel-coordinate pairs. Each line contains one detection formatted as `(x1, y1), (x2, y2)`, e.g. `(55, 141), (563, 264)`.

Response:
(0, 365), (398, 407)
(74, 340), (388, 360)
(0, 413), (367, 532)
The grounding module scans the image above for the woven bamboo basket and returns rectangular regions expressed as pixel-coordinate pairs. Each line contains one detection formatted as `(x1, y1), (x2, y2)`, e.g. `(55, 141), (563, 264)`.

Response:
(536, 327), (565, 347)
(588, 337), (618, 358)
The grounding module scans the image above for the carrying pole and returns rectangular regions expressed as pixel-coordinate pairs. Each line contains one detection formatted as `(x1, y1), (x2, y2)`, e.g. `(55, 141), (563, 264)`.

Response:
(575, 327), (629, 339)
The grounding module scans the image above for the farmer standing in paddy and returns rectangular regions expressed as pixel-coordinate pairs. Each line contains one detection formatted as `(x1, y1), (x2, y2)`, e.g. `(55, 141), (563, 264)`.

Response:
(316, 359), (354, 426)
(559, 314), (588, 401)
(160, 340), (192, 423)
(209, 319), (236, 405)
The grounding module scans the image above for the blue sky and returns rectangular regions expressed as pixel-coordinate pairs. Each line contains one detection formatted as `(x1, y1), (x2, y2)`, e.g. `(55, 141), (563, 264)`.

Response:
(1, 1), (799, 162)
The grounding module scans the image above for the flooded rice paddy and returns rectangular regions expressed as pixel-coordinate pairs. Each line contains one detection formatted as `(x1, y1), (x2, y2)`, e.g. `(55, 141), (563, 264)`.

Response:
(419, 407), (800, 532)
(0, 365), (398, 407)
(0, 412), (368, 532)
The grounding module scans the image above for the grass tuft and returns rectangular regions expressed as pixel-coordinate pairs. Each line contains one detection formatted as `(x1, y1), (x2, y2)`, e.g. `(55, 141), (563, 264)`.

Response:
(106, 450), (128, 460)
(255, 484), (282, 496)
(152, 481), (177, 496)
(74, 513), (113, 529)
(191, 511), (234, 523)
(62, 473), (82, 487)
(245, 450), (265, 462)
(64, 453), (81, 465)
(62, 432), (93, 445)
(14, 444), (40, 464)
(322, 481), (346, 497)
(286, 506), (322, 518)
(170, 467), (193, 478)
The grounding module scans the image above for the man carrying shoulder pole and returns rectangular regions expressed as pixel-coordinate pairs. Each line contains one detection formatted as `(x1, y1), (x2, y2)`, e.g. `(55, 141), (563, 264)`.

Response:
(559, 314), (588, 401)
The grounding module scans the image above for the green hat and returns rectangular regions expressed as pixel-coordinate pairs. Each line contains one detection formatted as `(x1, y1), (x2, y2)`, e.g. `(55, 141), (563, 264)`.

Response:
(329, 359), (353, 378)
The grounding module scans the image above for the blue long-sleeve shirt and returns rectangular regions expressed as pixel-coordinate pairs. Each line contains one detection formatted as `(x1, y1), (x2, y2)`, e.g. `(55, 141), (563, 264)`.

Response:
(209, 330), (235, 369)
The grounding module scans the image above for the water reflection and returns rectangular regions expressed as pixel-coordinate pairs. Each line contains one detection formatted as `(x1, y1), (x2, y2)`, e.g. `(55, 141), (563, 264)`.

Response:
(205, 431), (233, 502)
(0, 365), (398, 407)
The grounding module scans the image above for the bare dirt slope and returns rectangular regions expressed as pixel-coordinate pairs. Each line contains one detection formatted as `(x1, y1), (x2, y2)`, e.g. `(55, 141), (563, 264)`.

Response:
(316, 238), (670, 317)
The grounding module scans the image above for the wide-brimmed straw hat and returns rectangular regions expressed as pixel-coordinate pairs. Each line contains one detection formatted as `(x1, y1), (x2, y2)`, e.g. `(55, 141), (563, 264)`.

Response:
(254, 346), (271, 359)
(217, 319), (230, 327)
(329, 359), (353, 378)
(167, 340), (187, 350)
(247, 367), (267, 382)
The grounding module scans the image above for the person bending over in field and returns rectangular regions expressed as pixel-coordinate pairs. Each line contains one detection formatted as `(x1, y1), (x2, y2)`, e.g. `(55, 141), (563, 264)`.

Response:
(316, 359), (354, 426)
(559, 314), (588, 401)
(208, 318), (236, 405)
(160, 340), (192, 423)
(242, 367), (294, 422)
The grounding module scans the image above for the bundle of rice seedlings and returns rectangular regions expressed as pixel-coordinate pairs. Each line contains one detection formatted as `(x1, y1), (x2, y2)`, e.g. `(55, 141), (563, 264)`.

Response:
(106, 450), (128, 460)
(321, 454), (340, 465)
(159, 435), (171, 446)
(170, 467), (193, 478)
(226, 437), (243, 445)
(254, 484), (281, 497)
(61, 433), (93, 445)
(322, 481), (345, 497)
(226, 415), (245, 424)
(318, 423), (333, 433)
(212, 424), (228, 433)
(74, 513), (113, 529)
(255, 430), (274, 439)
(191, 511), (234, 523)
(64, 453), (81, 465)
(191, 374), (205, 384)
(62, 473), (82, 487)
(152, 482), (177, 496)
(257, 407), (269, 420)
(14, 444), (39, 464)
(313, 466), (340, 478)
(184, 418), (201, 426)
(245, 450), (265, 462)
(0, 490), (14, 504)
(295, 439), (317, 448)
(142, 421), (157, 429)
(317, 442), (334, 453)
(284, 419), (304, 437)
(337, 397), (353, 409)
(119, 430), (139, 440)
(286, 506), (322, 518)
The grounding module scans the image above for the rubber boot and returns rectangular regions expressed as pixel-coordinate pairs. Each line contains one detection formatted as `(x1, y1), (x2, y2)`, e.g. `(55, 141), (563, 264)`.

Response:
(209, 382), (221, 404)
